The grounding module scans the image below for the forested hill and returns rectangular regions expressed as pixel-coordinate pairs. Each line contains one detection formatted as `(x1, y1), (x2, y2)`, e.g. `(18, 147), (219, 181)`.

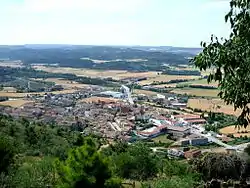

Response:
(0, 45), (197, 71)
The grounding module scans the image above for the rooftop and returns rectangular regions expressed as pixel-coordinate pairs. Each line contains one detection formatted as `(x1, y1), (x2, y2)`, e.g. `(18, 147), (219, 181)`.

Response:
(80, 97), (121, 104)
(100, 91), (123, 95)
(167, 125), (190, 132)
(174, 114), (201, 119)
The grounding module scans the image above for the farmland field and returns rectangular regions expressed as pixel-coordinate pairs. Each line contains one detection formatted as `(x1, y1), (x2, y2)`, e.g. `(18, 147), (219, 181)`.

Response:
(184, 79), (218, 87)
(33, 65), (202, 84)
(187, 98), (241, 116)
(33, 66), (127, 78)
(171, 88), (219, 97)
(0, 99), (33, 107)
(168, 65), (212, 76)
(133, 89), (159, 96)
(153, 79), (218, 88)
(0, 89), (78, 98)
(219, 125), (250, 138)
(33, 65), (158, 80)
(44, 78), (90, 89)
(138, 75), (200, 86)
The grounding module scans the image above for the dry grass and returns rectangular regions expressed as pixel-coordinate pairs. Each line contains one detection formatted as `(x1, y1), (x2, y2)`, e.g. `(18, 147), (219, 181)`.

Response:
(2, 87), (17, 92)
(117, 72), (158, 80)
(153, 79), (218, 88)
(34, 65), (203, 83)
(187, 98), (241, 116)
(0, 92), (27, 98)
(0, 89), (77, 98)
(0, 99), (33, 107)
(138, 75), (200, 86)
(219, 125), (250, 138)
(33, 66), (158, 80)
(33, 65), (127, 78)
(171, 88), (219, 97)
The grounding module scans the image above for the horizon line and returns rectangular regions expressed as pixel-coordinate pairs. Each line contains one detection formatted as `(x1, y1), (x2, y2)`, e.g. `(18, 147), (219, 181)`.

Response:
(0, 44), (202, 49)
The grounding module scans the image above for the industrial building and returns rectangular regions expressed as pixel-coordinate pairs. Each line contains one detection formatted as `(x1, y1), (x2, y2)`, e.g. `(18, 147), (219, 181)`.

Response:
(98, 91), (124, 99)
(137, 125), (167, 138)
(166, 125), (190, 138)
(181, 134), (208, 146)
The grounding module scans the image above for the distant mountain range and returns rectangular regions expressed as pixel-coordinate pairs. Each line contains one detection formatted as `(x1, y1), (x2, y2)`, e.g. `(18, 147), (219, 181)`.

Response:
(21, 44), (202, 54)
(0, 45), (201, 71)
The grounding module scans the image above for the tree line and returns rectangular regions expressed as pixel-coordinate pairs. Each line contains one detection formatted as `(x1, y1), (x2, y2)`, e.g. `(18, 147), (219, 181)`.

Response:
(0, 114), (250, 187)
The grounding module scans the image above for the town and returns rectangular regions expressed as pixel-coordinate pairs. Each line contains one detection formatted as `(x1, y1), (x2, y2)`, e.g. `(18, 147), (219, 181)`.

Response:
(1, 0), (250, 187)
(1, 79), (248, 161)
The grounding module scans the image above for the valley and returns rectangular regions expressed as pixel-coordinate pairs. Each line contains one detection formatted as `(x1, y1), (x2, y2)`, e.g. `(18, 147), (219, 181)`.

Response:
(0, 45), (249, 187)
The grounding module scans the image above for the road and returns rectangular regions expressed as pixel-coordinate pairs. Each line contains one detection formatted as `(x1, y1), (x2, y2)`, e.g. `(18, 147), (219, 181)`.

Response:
(191, 128), (249, 151)
(234, 142), (250, 151)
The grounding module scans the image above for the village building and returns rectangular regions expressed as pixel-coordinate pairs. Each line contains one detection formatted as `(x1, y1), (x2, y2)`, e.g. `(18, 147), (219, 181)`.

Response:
(181, 133), (209, 146)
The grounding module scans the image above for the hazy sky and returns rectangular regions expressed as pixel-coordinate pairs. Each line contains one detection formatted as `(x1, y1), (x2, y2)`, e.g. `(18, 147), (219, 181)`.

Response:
(1, 0), (230, 47)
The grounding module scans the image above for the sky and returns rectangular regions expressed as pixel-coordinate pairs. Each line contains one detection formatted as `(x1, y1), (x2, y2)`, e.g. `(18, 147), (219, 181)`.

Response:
(0, 0), (231, 47)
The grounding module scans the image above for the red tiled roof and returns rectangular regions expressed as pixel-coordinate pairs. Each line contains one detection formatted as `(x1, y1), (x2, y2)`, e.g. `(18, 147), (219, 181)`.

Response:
(174, 114), (201, 119)
(158, 125), (168, 129)
(167, 125), (190, 132)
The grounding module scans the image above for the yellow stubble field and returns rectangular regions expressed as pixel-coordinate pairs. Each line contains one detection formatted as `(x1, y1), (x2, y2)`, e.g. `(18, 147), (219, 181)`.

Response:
(0, 89), (78, 98)
(219, 125), (250, 138)
(138, 75), (200, 86)
(32, 65), (158, 80)
(0, 99), (33, 107)
(187, 98), (241, 116)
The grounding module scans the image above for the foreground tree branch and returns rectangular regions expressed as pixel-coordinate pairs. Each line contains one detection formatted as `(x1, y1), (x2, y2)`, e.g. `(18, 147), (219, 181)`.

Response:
(192, 0), (250, 127)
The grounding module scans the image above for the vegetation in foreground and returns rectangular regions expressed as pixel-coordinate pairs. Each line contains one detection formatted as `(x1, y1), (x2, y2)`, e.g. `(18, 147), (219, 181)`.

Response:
(0, 114), (250, 188)
(192, 0), (250, 127)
